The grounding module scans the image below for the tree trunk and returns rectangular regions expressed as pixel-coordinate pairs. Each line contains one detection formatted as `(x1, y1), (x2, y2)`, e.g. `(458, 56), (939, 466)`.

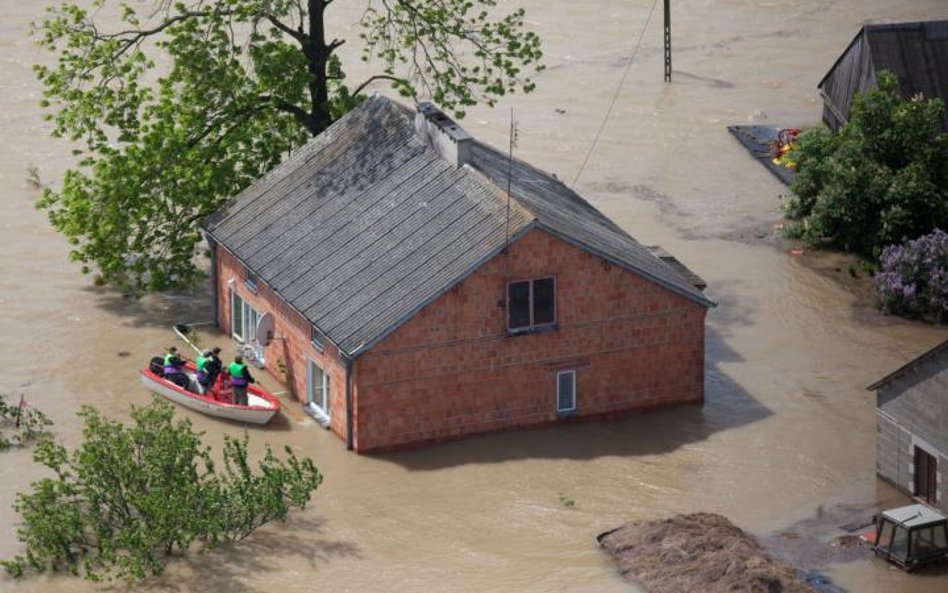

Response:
(305, 0), (331, 136)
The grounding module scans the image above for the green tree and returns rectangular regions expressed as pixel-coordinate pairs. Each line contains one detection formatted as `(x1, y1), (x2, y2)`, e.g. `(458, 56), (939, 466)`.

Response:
(2, 400), (322, 581)
(785, 71), (948, 256)
(34, 0), (544, 289)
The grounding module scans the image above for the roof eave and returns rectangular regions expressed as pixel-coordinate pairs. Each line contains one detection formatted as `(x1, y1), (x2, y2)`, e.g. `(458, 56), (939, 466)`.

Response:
(817, 26), (868, 90)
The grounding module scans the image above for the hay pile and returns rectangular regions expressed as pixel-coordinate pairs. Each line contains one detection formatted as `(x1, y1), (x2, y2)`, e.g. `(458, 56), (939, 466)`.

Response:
(598, 513), (819, 593)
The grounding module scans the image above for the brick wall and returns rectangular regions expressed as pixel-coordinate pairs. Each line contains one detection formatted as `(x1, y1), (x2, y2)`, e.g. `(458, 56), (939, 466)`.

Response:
(215, 247), (348, 442)
(352, 228), (707, 452)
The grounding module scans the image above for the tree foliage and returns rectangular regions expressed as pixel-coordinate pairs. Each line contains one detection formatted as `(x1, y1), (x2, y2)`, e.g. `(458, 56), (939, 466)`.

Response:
(785, 71), (948, 257)
(2, 400), (322, 581)
(0, 394), (53, 450)
(34, 0), (544, 290)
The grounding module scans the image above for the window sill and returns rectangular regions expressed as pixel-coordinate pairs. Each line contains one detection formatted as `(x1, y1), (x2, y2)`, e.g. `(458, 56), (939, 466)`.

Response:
(556, 408), (577, 419)
(507, 324), (558, 337)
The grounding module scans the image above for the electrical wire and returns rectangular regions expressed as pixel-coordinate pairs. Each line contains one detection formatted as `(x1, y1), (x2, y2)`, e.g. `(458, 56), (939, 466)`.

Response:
(572, 0), (661, 186)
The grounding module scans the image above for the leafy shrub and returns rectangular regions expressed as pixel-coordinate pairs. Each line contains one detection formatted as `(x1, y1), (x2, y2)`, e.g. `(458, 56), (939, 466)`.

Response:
(0, 394), (52, 450)
(875, 229), (948, 322)
(785, 71), (948, 256)
(2, 400), (322, 582)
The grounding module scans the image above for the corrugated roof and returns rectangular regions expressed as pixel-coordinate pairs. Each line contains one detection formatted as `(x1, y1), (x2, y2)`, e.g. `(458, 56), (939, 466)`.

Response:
(867, 338), (948, 391)
(205, 96), (712, 356)
(882, 503), (947, 528)
(467, 142), (714, 307)
(819, 21), (948, 131)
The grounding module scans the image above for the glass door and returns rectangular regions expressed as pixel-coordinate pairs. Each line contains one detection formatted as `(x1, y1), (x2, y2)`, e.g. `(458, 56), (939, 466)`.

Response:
(244, 303), (264, 363)
(306, 360), (329, 418)
(230, 289), (264, 364)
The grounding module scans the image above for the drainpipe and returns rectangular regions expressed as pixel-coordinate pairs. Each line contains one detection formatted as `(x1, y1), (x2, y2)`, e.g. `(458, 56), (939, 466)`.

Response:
(343, 342), (365, 451)
(344, 355), (354, 450)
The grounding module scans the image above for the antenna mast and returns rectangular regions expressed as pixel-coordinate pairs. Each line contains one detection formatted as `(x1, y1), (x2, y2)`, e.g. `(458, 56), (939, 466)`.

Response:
(504, 108), (518, 256)
(502, 108), (519, 316)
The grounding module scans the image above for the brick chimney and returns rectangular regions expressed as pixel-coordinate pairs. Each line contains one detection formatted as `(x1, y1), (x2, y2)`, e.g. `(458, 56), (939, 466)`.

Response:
(414, 102), (472, 168)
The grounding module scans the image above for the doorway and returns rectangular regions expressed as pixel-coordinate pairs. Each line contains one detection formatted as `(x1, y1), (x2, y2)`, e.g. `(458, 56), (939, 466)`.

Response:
(915, 446), (938, 505)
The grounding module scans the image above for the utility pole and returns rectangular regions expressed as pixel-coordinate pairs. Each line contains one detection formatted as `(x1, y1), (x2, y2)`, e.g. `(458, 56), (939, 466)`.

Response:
(664, 0), (672, 82)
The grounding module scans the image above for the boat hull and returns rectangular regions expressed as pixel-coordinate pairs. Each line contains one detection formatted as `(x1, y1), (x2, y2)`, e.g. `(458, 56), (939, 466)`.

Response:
(139, 366), (280, 425)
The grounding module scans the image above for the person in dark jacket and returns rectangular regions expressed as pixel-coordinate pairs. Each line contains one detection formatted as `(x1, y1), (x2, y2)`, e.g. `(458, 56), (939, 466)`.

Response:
(205, 347), (223, 387)
(195, 347), (223, 392)
(228, 354), (255, 406)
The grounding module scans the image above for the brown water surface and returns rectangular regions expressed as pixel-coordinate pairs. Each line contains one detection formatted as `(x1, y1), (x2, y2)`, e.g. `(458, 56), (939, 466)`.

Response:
(2, 1), (948, 592)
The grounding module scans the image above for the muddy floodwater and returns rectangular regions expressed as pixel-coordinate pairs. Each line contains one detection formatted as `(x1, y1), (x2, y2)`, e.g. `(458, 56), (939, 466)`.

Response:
(3, 1), (948, 592)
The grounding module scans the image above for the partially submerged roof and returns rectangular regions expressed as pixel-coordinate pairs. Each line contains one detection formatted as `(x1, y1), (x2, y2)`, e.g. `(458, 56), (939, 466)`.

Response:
(867, 339), (948, 391)
(819, 21), (948, 131)
(882, 504), (947, 528)
(204, 95), (713, 356)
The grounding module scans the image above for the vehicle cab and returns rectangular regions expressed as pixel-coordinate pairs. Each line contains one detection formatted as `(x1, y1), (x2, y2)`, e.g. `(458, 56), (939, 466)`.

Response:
(873, 504), (948, 571)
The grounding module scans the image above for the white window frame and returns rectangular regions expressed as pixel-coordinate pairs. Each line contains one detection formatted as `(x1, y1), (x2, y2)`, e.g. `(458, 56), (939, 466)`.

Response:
(230, 288), (265, 363)
(556, 369), (577, 415)
(507, 276), (557, 334)
(306, 359), (331, 426)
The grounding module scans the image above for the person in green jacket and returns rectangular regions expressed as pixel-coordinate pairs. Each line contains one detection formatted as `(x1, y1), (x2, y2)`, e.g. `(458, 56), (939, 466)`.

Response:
(228, 354), (255, 406)
(195, 347), (223, 393)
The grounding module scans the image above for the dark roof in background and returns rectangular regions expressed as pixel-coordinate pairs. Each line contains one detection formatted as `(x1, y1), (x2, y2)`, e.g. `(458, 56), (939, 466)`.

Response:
(645, 246), (707, 291)
(205, 96), (713, 356)
(819, 20), (948, 131)
(867, 339), (948, 391)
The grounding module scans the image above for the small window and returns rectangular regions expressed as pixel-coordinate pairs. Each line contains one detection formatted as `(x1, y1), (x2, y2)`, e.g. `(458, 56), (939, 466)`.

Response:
(878, 520), (895, 550)
(911, 527), (939, 556)
(935, 525), (948, 549)
(244, 270), (259, 294)
(557, 370), (576, 414)
(891, 526), (909, 560)
(311, 325), (325, 352)
(508, 277), (556, 333)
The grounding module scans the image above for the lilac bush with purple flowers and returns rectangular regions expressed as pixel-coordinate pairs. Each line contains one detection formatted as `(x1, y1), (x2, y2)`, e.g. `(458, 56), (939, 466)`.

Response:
(875, 229), (948, 322)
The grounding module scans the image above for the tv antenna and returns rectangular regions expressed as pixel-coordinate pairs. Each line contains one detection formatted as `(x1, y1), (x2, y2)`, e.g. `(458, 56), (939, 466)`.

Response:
(503, 107), (519, 257)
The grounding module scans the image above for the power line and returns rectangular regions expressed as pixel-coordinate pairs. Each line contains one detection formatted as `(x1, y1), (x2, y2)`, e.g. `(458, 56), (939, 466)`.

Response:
(572, 0), (660, 187)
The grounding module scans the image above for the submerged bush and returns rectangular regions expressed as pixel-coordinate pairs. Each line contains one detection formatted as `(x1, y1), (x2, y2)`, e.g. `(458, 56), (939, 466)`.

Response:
(784, 71), (948, 256)
(0, 394), (52, 450)
(875, 229), (948, 323)
(2, 400), (322, 582)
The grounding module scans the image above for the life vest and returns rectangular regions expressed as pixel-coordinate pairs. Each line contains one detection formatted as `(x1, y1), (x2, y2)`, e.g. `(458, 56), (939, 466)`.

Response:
(163, 353), (182, 375)
(195, 356), (208, 381)
(228, 362), (248, 387)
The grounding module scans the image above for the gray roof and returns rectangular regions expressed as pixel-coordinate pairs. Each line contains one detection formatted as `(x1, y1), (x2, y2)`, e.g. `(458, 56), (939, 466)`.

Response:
(204, 95), (713, 356)
(882, 504), (947, 528)
(867, 339), (948, 391)
(819, 21), (948, 132)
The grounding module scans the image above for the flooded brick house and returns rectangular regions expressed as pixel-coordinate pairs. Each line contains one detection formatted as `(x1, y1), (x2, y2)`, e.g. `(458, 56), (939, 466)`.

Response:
(202, 96), (714, 452)
(870, 339), (948, 512)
